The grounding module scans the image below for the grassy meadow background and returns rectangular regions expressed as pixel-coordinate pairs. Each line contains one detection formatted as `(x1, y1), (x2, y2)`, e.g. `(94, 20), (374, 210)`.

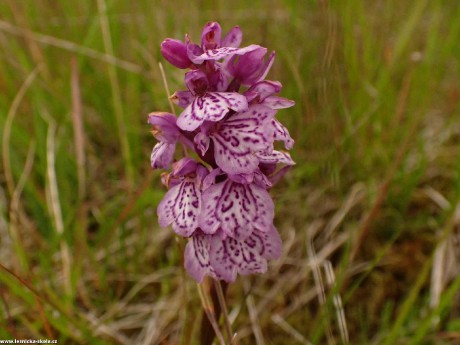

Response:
(1, 0), (460, 343)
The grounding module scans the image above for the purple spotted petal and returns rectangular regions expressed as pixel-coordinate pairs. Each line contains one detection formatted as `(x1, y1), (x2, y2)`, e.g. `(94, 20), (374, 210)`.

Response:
(209, 226), (282, 282)
(171, 91), (194, 108)
(245, 80), (282, 102)
(211, 104), (276, 174)
(184, 231), (216, 282)
(263, 96), (295, 109)
(157, 179), (201, 237)
(199, 180), (274, 239)
(209, 234), (238, 282)
(190, 44), (261, 64)
(222, 26), (242, 48)
(272, 119), (294, 149)
(177, 92), (248, 131)
(256, 150), (295, 165)
(151, 142), (175, 169)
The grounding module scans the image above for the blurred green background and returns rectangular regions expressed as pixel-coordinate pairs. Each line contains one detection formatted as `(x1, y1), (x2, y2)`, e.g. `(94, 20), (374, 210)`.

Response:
(1, 0), (460, 344)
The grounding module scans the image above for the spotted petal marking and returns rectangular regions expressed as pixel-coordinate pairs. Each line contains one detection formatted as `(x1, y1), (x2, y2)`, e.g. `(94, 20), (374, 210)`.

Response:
(212, 105), (276, 174)
(157, 179), (201, 237)
(272, 119), (294, 150)
(177, 92), (248, 131)
(184, 232), (216, 282)
(199, 180), (274, 239)
(209, 226), (282, 282)
(151, 142), (176, 169)
(257, 150), (295, 165)
(190, 44), (260, 63)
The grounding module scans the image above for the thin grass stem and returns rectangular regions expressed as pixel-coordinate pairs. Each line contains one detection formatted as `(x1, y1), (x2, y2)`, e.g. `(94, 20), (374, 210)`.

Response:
(213, 279), (233, 344)
(158, 62), (176, 115)
(46, 120), (72, 300)
(2, 66), (40, 197)
(0, 19), (143, 74)
(97, 0), (134, 188)
(8, 141), (35, 272)
(197, 282), (226, 345)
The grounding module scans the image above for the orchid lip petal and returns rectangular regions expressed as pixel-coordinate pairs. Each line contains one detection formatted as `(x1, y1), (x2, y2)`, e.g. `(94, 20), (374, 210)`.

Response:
(199, 179), (274, 240)
(211, 104), (276, 174)
(177, 92), (248, 131)
(184, 232), (216, 282)
(208, 226), (282, 282)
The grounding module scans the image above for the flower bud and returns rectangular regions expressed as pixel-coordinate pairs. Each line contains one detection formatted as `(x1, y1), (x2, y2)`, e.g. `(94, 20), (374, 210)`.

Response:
(160, 38), (192, 69)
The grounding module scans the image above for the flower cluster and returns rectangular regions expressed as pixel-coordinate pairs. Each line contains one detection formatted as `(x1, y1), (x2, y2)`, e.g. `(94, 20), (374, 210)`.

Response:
(149, 22), (295, 283)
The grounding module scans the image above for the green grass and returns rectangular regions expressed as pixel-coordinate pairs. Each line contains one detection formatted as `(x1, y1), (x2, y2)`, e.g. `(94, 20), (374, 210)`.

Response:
(1, 0), (460, 344)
